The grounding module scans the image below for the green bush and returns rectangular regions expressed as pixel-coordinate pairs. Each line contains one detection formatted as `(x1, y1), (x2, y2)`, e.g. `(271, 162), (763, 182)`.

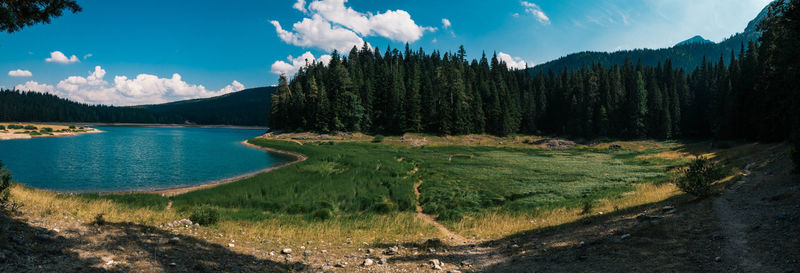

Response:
(68, 125), (76, 129)
(311, 208), (334, 220)
(372, 134), (384, 143)
(190, 205), (220, 226)
(0, 125), (5, 130)
(0, 161), (11, 205)
(677, 156), (723, 198)
(7, 124), (23, 129)
(41, 127), (53, 132)
(23, 125), (37, 130)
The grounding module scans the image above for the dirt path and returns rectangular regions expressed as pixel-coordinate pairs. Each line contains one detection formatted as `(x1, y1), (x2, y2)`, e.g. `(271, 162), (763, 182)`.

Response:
(711, 145), (798, 273)
(413, 179), (469, 245)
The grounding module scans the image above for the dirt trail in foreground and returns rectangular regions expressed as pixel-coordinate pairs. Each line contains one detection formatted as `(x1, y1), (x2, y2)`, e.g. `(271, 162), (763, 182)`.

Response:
(712, 145), (799, 272)
(413, 179), (470, 245)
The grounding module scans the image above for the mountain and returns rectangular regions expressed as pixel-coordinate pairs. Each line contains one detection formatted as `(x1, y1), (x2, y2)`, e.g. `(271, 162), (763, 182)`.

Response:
(0, 87), (274, 126)
(132, 86), (274, 126)
(675, 35), (714, 46)
(529, 2), (773, 74)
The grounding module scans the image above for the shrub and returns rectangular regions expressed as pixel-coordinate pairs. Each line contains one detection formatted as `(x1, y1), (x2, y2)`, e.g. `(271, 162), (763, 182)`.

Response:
(371, 200), (396, 213)
(7, 124), (23, 129)
(93, 213), (106, 225)
(372, 134), (384, 143)
(190, 205), (219, 225)
(677, 156), (723, 198)
(0, 161), (11, 205)
(69, 125), (76, 129)
(41, 127), (53, 132)
(0, 125), (5, 130)
(23, 125), (37, 130)
(311, 208), (334, 220)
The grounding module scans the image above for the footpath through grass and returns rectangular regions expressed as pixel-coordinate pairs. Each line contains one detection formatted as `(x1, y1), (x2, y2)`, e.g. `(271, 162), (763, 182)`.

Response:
(66, 137), (689, 240)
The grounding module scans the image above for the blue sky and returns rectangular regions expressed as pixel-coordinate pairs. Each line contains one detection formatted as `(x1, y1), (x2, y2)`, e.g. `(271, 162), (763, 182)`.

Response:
(0, 0), (771, 105)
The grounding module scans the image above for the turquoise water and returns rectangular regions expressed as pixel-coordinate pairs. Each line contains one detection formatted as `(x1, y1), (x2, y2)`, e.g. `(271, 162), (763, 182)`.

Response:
(0, 126), (290, 192)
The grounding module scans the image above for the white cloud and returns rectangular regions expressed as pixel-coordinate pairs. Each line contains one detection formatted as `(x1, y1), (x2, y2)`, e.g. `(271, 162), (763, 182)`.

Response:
(442, 18), (451, 29)
(272, 0), (434, 52)
(16, 66), (245, 106)
(497, 52), (529, 70)
(45, 51), (80, 64)
(271, 15), (365, 53)
(512, 13), (520, 18)
(271, 51), (332, 76)
(8, 69), (33, 77)
(83, 53), (93, 59)
(521, 1), (550, 25)
(15, 81), (54, 93)
(293, 0), (307, 13)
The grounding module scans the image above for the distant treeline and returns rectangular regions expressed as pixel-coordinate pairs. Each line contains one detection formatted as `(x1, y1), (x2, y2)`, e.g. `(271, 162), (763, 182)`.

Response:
(0, 87), (273, 126)
(271, 0), (798, 165)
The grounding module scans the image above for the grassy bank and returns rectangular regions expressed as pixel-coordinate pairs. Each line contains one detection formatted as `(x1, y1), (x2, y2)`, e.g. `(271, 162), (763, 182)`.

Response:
(16, 134), (702, 242)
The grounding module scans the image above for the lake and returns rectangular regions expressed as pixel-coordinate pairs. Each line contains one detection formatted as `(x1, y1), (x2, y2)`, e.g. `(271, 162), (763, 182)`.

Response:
(0, 126), (291, 192)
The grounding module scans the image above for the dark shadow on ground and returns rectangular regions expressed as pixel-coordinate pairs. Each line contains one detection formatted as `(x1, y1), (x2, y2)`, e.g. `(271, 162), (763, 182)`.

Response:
(0, 211), (303, 272)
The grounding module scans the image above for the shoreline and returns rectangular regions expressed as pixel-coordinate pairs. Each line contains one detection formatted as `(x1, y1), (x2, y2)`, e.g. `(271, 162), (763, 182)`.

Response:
(143, 139), (307, 197)
(0, 127), (103, 141)
(84, 122), (268, 130)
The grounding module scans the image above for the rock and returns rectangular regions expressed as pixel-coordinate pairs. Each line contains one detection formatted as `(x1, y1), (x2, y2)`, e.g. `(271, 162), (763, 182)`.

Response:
(636, 214), (663, 221)
(281, 248), (292, 255)
(620, 234), (631, 240)
(168, 237), (180, 244)
(428, 248), (436, 253)
(379, 258), (388, 265)
(320, 250), (327, 254)
(304, 250), (312, 256)
(269, 251), (275, 256)
(335, 262), (347, 268)
(430, 259), (443, 270)
(578, 241), (586, 248)
(460, 260), (471, 267)
(384, 246), (399, 255)
(662, 206), (675, 212)
(169, 262), (177, 267)
(363, 258), (374, 266)
(608, 144), (622, 151)
(715, 256), (722, 262)
(228, 243), (235, 248)
(426, 238), (442, 245)
(510, 244), (520, 248)
(366, 248), (374, 254)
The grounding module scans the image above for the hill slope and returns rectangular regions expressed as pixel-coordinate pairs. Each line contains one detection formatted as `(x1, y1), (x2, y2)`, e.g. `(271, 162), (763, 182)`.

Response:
(529, 2), (771, 74)
(133, 86), (274, 126)
(0, 87), (274, 126)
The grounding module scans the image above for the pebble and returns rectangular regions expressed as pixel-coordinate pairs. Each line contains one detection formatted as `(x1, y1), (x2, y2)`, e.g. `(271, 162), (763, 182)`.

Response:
(620, 234), (631, 240)
(363, 258), (374, 266)
(281, 248), (292, 255)
(379, 257), (388, 265)
(715, 256), (722, 262)
(384, 246), (399, 255)
(228, 243), (235, 248)
(303, 250), (312, 256)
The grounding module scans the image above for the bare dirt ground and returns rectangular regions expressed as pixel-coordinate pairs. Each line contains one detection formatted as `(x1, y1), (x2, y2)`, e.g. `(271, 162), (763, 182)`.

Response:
(0, 142), (797, 272)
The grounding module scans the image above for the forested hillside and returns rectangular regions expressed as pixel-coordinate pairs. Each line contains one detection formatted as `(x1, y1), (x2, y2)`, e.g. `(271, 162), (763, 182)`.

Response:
(134, 87), (274, 126)
(529, 2), (771, 74)
(0, 87), (274, 126)
(271, 0), (798, 165)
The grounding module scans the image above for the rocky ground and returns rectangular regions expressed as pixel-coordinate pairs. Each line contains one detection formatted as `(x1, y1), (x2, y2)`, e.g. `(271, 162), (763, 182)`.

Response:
(0, 144), (797, 272)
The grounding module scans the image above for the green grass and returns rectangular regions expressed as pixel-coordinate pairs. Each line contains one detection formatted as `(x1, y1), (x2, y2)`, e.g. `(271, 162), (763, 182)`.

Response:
(68, 139), (687, 223)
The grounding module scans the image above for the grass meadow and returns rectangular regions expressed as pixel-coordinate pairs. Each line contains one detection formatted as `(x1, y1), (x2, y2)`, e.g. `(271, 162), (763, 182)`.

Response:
(29, 135), (697, 241)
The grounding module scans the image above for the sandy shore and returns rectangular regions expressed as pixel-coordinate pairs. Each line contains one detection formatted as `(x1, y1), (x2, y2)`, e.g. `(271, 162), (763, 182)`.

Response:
(146, 139), (307, 197)
(0, 128), (102, 140)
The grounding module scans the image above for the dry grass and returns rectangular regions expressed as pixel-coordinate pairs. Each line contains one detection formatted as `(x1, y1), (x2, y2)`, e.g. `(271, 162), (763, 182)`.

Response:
(9, 183), (437, 246)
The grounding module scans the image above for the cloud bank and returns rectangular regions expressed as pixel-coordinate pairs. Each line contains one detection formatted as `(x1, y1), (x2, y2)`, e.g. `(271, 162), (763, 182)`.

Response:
(521, 1), (550, 25)
(8, 69), (33, 77)
(270, 51), (332, 76)
(15, 66), (245, 106)
(497, 52), (528, 70)
(45, 51), (80, 64)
